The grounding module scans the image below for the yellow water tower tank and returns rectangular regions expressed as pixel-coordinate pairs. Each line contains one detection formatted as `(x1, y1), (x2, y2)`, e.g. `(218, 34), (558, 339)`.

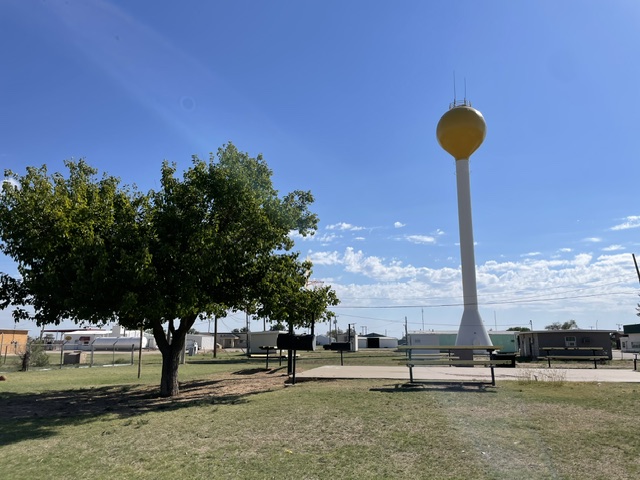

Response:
(436, 105), (486, 160)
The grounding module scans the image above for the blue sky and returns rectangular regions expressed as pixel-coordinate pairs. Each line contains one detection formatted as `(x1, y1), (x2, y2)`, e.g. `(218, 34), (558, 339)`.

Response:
(2, 1), (640, 338)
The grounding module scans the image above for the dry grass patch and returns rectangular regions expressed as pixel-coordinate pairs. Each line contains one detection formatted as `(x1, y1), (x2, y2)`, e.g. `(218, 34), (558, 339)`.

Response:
(516, 367), (567, 385)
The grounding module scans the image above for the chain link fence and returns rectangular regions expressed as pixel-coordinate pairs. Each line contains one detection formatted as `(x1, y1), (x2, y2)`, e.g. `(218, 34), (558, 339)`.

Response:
(1, 341), (141, 371)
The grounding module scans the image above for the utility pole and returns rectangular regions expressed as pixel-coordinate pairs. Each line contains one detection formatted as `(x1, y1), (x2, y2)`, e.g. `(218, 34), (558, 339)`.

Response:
(404, 316), (408, 341)
(137, 325), (144, 379)
(633, 254), (640, 284)
(245, 311), (250, 357)
(213, 315), (218, 358)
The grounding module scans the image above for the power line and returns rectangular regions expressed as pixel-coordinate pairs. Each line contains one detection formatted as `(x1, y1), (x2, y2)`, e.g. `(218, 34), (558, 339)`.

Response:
(335, 289), (634, 310)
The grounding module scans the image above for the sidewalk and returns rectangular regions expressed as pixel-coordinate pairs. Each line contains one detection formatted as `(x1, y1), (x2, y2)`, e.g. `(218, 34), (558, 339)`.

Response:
(296, 365), (640, 383)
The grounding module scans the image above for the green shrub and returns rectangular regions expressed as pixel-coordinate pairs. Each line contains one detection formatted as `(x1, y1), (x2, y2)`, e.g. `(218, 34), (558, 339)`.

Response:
(19, 342), (50, 370)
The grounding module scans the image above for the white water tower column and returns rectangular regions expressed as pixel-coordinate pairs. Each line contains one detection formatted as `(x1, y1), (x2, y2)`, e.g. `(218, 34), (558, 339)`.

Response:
(436, 102), (492, 347)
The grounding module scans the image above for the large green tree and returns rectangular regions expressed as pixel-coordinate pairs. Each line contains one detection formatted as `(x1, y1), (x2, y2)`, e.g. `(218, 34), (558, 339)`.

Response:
(0, 143), (320, 396)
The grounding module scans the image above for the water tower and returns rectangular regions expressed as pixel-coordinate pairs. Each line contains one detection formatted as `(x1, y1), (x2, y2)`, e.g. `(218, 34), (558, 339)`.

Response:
(436, 100), (492, 347)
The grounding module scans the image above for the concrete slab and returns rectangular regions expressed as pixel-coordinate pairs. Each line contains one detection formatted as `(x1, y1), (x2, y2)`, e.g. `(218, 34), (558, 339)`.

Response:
(296, 365), (640, 383)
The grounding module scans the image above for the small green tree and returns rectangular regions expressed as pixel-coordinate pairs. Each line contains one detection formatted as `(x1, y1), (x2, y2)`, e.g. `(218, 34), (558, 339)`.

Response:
(326, 327), (345, 341)
(255, 255), (339, 335)
(545, 320), (578, 330)
(507, 327), (531, 332)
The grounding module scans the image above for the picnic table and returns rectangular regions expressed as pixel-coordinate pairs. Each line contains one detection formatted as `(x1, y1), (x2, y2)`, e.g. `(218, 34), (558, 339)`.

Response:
(259, 345), (282, 369)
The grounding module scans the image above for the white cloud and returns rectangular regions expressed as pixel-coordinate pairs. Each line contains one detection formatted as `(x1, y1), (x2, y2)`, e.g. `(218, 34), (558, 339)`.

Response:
(326, 222), (365, 231)
(573, 253), (593, 266)
(289, 231), (338, 243)
(342, 248), (418, 281)
(314, 249), (634, 318)
(394, 222), (406, 228)
(558, 248), (572, 253)
(318, 248), (631, 331)
(602, 244), (625, 252)
(315, 233), (338, 243)
(583, 237), (602, 243)
(1, 178), (19, 190)
(310, 247), (431, 282)
(611, 216), (640, 231)
(307, 251), (342, 266)
(521, 252), (541, 257)
(354, 237), (365, 241)
(434, 229), (445, 236)
(406, 235), (436, 245)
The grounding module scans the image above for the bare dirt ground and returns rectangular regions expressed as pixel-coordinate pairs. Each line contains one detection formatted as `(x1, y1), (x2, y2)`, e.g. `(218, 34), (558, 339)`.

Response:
(1, 367), (290, 420)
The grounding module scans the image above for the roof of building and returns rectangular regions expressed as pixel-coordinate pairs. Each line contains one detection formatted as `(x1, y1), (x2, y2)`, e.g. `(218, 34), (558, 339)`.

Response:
(521, 329), (615, 334)
(42, 328), (108, 333)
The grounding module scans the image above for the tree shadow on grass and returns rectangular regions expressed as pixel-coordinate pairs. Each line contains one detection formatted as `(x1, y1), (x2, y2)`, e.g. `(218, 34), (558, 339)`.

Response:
(0, 368), (288, 447)
(231, 366), (288, 375)
(370, 382), (498, 393)
(187, 358), (252, 365)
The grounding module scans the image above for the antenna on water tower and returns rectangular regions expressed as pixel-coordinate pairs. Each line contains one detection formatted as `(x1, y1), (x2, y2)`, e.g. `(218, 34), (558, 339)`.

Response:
(453, 71), (457, 105)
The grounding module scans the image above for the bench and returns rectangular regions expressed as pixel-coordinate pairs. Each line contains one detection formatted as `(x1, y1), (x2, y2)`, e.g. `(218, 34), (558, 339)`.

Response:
(539, 347), (608, 369)
(398, 345), (505, 386)
(540, 355), (608, 369)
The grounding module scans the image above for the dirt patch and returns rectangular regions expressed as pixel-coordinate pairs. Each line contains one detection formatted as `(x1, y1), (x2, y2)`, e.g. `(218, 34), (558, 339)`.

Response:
(1, 368), (289, 420)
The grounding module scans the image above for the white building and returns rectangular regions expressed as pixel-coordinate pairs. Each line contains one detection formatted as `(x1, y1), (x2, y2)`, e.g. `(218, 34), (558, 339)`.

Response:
(60, 325), (151, 351)
(620, 324), (640, 353)
(248, 330), (286, 354)
(186, 333), (218, 352)
(406, 330), (518, 353)
(357, 333), (398, 349)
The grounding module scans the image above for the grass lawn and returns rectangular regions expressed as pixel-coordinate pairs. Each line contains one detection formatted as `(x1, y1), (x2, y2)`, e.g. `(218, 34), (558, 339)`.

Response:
(1, 351), (639, 479)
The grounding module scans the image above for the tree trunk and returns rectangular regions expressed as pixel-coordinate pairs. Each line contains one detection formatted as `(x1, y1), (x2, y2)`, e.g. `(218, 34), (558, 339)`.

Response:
(287, 322), (294, 375)
(151, 316), (195, 397)
(160, 342), (182, 397)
